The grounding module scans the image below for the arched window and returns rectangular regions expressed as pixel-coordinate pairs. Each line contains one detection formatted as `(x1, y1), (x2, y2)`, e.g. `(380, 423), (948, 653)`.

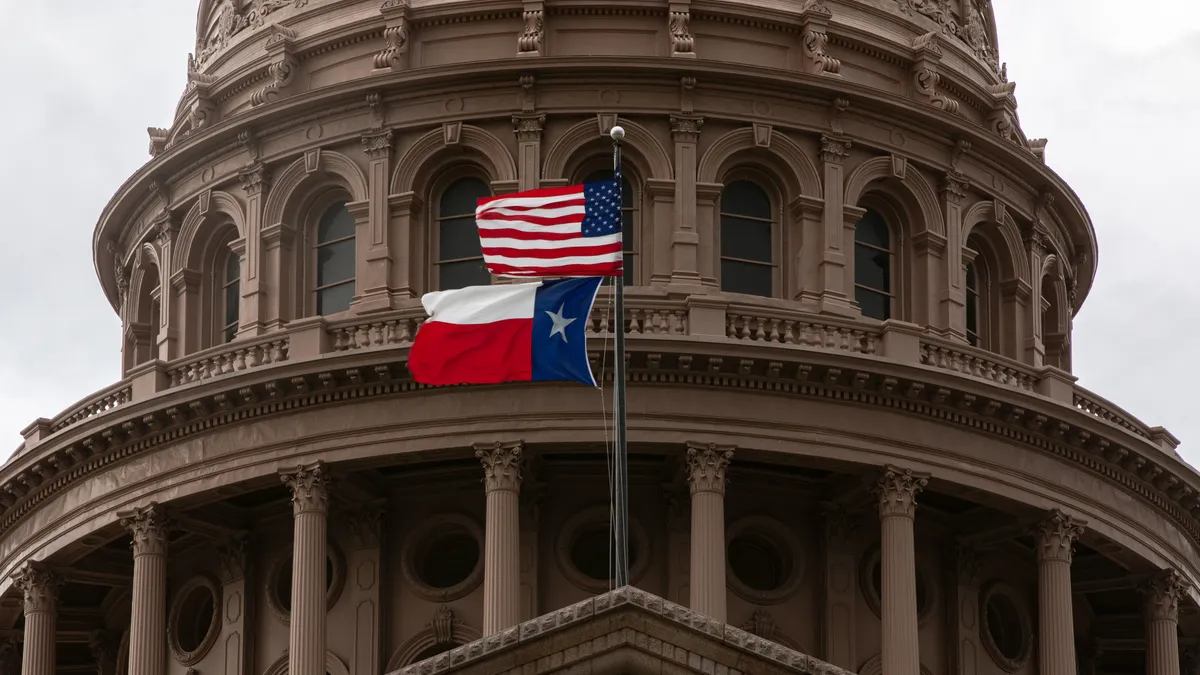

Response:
(965, 260), (981, 347)
(220, 250), (240, 343)
(314, 202), (356, 315)
(583, 169), (636, 285)
(719, 180), (773, 297)
(437, 177), (492, 291)
(854, 209), (893, 320)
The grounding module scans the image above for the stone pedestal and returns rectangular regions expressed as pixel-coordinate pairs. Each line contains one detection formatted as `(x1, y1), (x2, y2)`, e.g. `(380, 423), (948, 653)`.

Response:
(120, 504), (169, 675)
(686, 442), (733, 621)
(281, 462), (332, 675)
(1035, 509), (1086, 675)
(12, 562), (61, 675)
(476, 442), (523, 635)
(873, 466), (928, 675)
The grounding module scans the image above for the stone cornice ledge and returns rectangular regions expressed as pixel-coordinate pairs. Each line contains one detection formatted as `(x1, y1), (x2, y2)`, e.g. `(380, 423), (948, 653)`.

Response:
(389, 585), (852, 675)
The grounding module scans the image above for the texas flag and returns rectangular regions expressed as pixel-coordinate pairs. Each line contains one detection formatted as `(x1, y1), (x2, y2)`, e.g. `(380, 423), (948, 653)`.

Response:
(407, 277), (603, 387)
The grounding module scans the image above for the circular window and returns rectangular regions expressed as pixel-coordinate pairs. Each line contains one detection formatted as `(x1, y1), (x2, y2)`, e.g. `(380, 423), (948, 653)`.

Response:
(860, 545), (936, 623)
(265, 543), (346, 623)
(168, 575), (221, 665)
(725, 516), (803, 603)
(980, 582), (1032, 672)
(401, 514), (485, 602)
(556, 505), (651, 593)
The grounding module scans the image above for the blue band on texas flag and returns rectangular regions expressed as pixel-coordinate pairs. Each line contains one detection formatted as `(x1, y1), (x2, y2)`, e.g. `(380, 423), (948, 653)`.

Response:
(407, 277), (603, 387)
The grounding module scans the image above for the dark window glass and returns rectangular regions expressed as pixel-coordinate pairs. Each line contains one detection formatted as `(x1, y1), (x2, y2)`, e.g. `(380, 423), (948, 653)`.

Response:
(584, 169), (636, 285)
(966, 261), (979, 346)
(570, 524), (640, 582)
(315, 202), (355, 314)
(222, 251), (239, 343)
(728, 534), (787, 592)
(438, 178), (492, 290)
(986, 593), (1026, 661)
(419, 532), (479, 589)
(719, 180), (773, 297)
(854, 209), (893, 320)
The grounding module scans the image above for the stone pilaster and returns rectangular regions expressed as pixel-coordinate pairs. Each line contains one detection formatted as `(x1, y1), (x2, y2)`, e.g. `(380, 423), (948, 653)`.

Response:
(237, 162), (271, 336)
(476, 441), (523, 635)
(356, 129), (396, 313)
(663, 482), (691, 606)
(519, 482), (542, 621)
(820, 504), (857, 670)
(120, 503), (169, 675)
(1035, 509), (1085, 675)
(513, 114), (545, 193)
(280, 462), (332, 675)
(669, 115), (703, 285)
(12, 561), (61, 675)
(873, 466), (928, 675)
(947, 543), (982, 675)
(217, 536), (253, 675)
(686, 442), (733, 621)
(939, 172), (970, 340)
(346, 502), (385, 675)
(818, 135), (856, 316)
(1143, 569), (1189, 675)
(151, 213), (180, 359)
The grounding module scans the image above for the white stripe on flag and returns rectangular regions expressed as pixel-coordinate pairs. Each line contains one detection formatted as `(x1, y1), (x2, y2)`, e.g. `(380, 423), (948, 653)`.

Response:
(478, 234), (622, 250)
(420, 282), (541, 325)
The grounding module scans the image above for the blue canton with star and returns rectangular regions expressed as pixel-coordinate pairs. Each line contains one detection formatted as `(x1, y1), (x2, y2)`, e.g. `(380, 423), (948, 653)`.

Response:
(581, 179), (623, 238)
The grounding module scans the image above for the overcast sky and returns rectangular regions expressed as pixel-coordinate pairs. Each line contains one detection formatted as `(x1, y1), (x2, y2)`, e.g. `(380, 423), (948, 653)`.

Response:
(0, 1), (1197, 464)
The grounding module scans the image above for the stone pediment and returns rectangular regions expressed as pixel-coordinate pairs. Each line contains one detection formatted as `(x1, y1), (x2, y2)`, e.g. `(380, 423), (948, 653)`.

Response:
(389, 587), (851, 675)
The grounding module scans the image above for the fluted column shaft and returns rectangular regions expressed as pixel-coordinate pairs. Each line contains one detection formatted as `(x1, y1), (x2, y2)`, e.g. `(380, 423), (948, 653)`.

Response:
(120, 504), (169, 675)
(1036, 509), (1086, 675)
(281, 462), (331, 675)
(477, 442), (523, 636)
(686, 443), (733, 622)
(874, 466), (929, 675)
(1144, 570), (1189, 675)
(13, 562), (61, 675)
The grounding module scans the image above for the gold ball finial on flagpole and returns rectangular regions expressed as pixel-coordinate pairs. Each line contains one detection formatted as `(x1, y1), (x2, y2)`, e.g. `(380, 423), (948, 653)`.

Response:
(610, 125), (625, 141)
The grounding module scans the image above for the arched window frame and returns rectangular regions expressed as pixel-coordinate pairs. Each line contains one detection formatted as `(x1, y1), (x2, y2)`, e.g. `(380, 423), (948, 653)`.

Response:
(964, 234), (1001, 351)
(196, 226), (241, 349)
(717, 167), (782, 299)
(128, 261), (162, 369)
(430, 167), (495, 291)
(853, 195), (907, 321)
(298, 188), (358, 317)
(572, 159), (644, 286)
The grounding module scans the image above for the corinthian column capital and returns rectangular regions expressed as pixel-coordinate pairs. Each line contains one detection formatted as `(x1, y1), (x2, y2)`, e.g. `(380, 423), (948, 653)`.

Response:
(475, 441), (523, 493)
(11, 561), (62, 615)
(685, 442), (734, 495)
(1143, 569), (1191, 623)
(280, 461), (331, 515)
(120, 503), (170, 557)
(873, 465), (928, 519)
(1035, 508), (1086, 564)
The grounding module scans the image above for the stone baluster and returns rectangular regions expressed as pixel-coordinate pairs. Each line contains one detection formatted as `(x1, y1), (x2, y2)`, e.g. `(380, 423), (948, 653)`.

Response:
(686, 442), (734, 621)
(120, 503), (169, 675)
(12, 561), (61, 675)
(873, 465), (929, 675)
(476, 441), (523, 635)
(1143, 569), (1190, 675)
(280, 462), (332, 675)
(1035, 509), (1086, 675)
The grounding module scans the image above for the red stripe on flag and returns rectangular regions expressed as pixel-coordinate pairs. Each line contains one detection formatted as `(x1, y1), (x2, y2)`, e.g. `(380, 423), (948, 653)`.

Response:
(476, 212), (585, 226)
(486, 262), (623, 277)
(480, 243), (623, 259)
(408, 319), (533, 385)
(476, 185), (584, 207)
(475, 228), (586, 241)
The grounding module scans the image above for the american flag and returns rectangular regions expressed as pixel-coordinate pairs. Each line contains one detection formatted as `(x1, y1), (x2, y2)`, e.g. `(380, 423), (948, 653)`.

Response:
(474, 179), (623, 277)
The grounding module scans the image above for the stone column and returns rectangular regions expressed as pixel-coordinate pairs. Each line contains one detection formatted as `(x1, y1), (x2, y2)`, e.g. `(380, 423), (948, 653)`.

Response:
(280, 462), (332, 675)
(1144, 569), (1189, 675)
(686, 442), (733, 621)
(820, 504), (857, 670)
(346, 502), (385, 675)
(873, 465), (929, 675)
(476, 441), (523, 635)
(120, 503), (169, 675)
(12, 561), (61, 675)
(669, 115), (703, 286)
(1035, 509), (1086, 675)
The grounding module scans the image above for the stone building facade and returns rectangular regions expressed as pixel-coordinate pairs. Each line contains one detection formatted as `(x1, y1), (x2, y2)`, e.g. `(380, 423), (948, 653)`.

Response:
(1, 2), (1196, 675)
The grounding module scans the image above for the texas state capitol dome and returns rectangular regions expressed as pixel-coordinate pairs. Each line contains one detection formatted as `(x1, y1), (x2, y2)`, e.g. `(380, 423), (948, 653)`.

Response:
(2, 1), (1195, 675)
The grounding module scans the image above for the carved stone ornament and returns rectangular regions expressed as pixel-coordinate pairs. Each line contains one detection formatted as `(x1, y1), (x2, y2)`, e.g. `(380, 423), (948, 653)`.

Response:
(250, 50), (299, 107)
(120, 502), (170, 556)
(518, 9), (543, 55)
(512, 114), (546, 143)
(955, 542), (981, 587)
(238, 163), (271, 196)
(12, 561), (62, 614)
(361, 129), (395, 160)
(743, 608), (775, 638)
(669, 114), (704, 142)
(476, 442), (523, 493)
(685, 442), (733, 494)
(820, 502), (857, 541)
(820, 134), (852, 163)
(942, 172), (970, 202)
(217, 536), (248, 582)
(280, 461), (331, 514)
(431, 605), (458, 645)
(802, 27), (841, 76)
(345, 502), (385, 548)
(1034, 508), (1086, 564)
(1142, 569), (1190, 622)
(669, 9), (694, 56)
(373, 9), (410, 71)
(894, 0), (1001, 77)
(872, 465), (929, 519)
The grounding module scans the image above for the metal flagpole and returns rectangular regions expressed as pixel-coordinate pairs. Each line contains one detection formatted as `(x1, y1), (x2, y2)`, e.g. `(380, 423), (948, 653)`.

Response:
(610, 125), (630, 587)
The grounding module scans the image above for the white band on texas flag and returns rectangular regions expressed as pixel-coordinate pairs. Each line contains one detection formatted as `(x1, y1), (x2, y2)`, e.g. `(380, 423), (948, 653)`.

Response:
(407, 277), (603, 387)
